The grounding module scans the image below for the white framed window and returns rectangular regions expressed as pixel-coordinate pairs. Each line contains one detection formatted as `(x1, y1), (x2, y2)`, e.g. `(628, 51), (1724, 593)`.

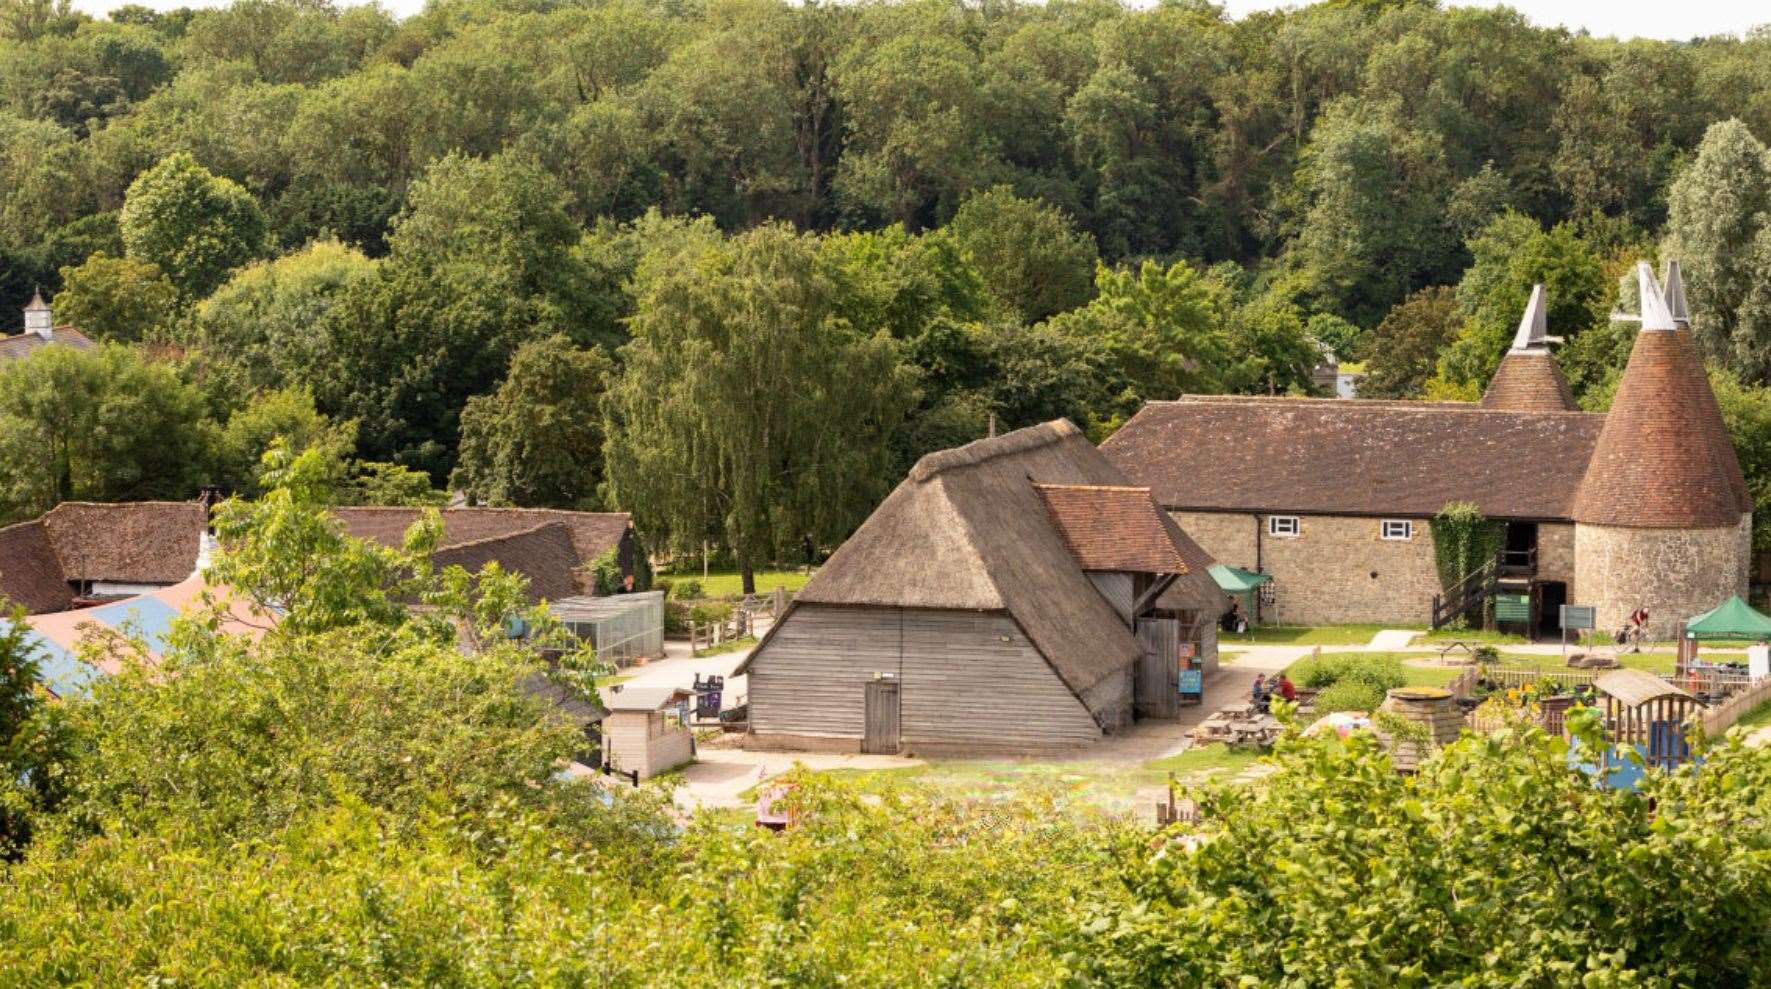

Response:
(1268, 516), (1300, 538)
(1381, 519), (1414, 541)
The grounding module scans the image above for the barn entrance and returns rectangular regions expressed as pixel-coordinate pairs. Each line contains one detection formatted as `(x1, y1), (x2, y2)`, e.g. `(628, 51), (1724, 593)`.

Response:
(1134, 617), (1182, 720)
(862, 676), (901, 754)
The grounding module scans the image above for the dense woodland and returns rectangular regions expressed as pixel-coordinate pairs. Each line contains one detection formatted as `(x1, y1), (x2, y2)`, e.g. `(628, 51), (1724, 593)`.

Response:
(7, 0), (1771, 575)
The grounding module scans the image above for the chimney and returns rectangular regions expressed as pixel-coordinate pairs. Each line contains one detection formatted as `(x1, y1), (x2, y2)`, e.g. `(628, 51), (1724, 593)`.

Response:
(22, 289), (51, 341)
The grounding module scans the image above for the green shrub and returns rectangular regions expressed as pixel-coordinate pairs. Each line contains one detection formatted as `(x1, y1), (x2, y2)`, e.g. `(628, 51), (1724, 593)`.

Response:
(664, 602), (689, 635)
(653, 578), (674, 600)
(688, 602), (732, 624)
(674, 579), (704, 601)
(1315, 680), (1385, 715)
(1287, 654), (1406, 693)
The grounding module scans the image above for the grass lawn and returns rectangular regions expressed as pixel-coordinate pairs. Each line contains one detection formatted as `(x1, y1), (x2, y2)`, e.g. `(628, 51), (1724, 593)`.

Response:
(1495, 651), (1678, 675)
(1736, 699), (1771, 731)
(694, 635), (757, 657)
(1227, 624), (1527, 647)
(592, 674), (633, 688)
(660, 569), (814, 599)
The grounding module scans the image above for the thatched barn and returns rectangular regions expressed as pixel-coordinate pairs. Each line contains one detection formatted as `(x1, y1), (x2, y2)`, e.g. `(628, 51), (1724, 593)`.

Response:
(735, 420), (1228, 755)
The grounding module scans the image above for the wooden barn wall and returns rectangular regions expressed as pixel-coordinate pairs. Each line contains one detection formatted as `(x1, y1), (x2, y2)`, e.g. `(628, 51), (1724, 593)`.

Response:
(748, 605), (1104, 750)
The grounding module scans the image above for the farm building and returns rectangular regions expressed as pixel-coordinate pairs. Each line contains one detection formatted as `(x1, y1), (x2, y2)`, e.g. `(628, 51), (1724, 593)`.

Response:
(736, 420), (1228, 754)
(0, 502), (645, 616)
(0, 290), (93, 363)
(1102, 263), (1753, 639)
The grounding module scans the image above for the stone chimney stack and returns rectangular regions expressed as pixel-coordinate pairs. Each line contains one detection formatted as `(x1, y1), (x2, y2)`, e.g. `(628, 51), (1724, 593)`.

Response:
(22, 289), (51, 341)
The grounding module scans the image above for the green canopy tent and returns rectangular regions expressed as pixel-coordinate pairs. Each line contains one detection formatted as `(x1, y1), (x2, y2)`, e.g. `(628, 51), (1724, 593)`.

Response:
(1209, 563), (1271, 625)
(1683, 595), (1771, 641)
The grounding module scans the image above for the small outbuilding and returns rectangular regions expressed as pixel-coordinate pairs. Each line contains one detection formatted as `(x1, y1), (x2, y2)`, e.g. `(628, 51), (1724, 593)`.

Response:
(602, 685), (694, 781)
(736, 420), (1228, 754)
(552, 591), (666, 666)
(1592, 668), (1702, 771)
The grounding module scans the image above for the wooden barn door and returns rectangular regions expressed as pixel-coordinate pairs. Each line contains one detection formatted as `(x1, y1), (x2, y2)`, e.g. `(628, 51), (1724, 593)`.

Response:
(863, 678), (901, 754)
(1134, 618), (1181, 720)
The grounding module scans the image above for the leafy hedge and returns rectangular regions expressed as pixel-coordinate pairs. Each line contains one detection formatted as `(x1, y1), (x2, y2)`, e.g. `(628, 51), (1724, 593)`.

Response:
(1286, 653), (1407, 693)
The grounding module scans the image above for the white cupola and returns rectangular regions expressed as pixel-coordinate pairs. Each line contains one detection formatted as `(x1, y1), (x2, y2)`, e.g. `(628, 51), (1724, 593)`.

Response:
(22, 289), (51, 340)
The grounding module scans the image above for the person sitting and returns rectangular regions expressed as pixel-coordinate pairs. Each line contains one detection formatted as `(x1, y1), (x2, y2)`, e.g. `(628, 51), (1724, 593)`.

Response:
(1250, 674), (1269, 712)
(1276, 672), (1297, 703)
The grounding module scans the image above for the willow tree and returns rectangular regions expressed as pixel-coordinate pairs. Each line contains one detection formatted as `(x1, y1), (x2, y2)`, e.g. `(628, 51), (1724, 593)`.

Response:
(604, 223), (919, 593)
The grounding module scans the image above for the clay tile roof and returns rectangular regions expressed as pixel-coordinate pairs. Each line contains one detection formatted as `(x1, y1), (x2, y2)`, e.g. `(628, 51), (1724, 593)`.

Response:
(0, 327), (95, 362)
(1573, 265), (1751, 528)
(1481, 351), (1577, 412)
(430, 521), (582, 602)
(39, 502), (205, 584)
(1101, 396), (1604, 521)
(330, 508), (632, 594)
(1033, 484), (1187, 574)
(0, 520), (73, 613)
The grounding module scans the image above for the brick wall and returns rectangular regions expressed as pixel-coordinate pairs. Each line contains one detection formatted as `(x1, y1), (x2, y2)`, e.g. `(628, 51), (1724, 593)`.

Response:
(1575, 514), (1752, 639)
(1173, 510), (1441, 625)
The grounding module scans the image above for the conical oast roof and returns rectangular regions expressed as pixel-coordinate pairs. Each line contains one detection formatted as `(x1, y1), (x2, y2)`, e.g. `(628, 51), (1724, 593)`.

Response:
(1481, 284), (1576, 411)
(1663, 260), (1753, 510)
(1572, 263), (1751, 528)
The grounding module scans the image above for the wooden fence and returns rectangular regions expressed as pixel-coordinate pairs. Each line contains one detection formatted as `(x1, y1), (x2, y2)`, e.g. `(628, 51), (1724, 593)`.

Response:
(1702, 676), (1771, 735)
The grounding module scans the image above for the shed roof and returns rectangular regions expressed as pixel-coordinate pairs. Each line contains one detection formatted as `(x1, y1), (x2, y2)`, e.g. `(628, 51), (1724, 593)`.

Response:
(1593, 668), (1693, 708)
(1102, 396), (1603, 520)
(1034, 484), (1186, 574)
(603, 685), (693, 712)
(748, 420), (1225, 697)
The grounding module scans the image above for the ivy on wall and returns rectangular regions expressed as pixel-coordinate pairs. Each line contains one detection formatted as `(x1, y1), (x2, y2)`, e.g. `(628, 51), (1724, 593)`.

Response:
(1429, 501), (1504, 597)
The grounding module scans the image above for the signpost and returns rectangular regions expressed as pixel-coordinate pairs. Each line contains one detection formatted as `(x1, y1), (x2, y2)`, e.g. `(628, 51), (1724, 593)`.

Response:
(1560, 604), (1596, 659)
(1178, 668), (1203, 700)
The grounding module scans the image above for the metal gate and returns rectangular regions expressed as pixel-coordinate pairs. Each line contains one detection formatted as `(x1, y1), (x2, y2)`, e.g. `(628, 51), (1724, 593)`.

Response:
(1134, 618), (1181, 720)
(863, 677), (901, 754)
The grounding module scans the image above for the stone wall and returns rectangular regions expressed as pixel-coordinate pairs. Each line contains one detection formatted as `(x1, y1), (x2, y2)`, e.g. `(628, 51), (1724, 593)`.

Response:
(1174, 511), (1259, 570)
(1538, 523), (1576, 596)
(1574, 514), (1752, 639)
(1173, 511), (1442, 626)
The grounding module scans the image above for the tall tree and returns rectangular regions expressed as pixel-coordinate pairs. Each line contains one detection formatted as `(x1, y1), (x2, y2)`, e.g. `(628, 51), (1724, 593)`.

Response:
(0, 343), (211, 522)
(947, 185), (1098, 322)
(1666, 118), (1771, 379)
(604, 223), (919, 593)
(119, 152), (267, 300)
(452, 336), (614, 509)
(1043, 258), (1229, 410)
(1356, 285), (1461, 398)
(51, 252), (176, 343)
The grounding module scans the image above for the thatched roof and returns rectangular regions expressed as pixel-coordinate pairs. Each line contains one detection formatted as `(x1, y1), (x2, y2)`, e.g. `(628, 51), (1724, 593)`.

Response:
(746, 420), (1227, 697)
(1594, 668), (1692, 708)
(39, 502), (206, 584)
(0, 520), (72, 613)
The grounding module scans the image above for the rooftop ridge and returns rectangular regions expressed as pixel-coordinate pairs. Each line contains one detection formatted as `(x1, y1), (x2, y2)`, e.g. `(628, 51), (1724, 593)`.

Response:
(1029, 482), (1153, 494)
(1147, 395), (1599, 416)
(908, 419), (1080, 483)
(424, 518), (572, 554)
